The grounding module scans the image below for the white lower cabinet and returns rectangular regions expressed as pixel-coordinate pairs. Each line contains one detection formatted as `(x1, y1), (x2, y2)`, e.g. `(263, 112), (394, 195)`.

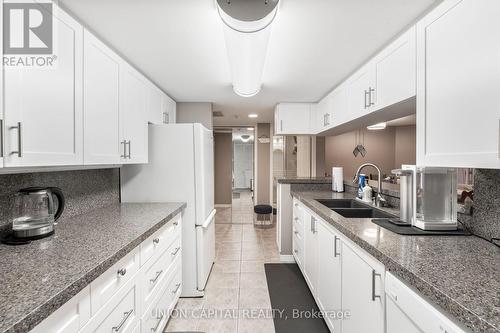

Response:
(292, 201), (385, 333)
(317, 222), (342, 333)
(30, 286), (91, 333)
(386, 272), (467, 333)
(29, 217), (182, 333)
(303, 211), (318, 294)
(341, 242), (385, 333)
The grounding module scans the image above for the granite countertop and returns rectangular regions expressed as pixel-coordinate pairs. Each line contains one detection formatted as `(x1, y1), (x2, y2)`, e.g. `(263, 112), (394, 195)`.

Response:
(277, 176), (332, 184)
(292, 190), (500, 333)
(0, 202), (186, 333)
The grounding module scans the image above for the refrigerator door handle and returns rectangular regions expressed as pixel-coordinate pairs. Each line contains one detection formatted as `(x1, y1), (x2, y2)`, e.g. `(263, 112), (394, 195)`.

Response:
(201, 209), (217, 228)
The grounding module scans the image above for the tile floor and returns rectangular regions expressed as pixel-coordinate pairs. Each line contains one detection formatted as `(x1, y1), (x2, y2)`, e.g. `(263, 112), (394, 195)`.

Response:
(165, 191), (279, 333)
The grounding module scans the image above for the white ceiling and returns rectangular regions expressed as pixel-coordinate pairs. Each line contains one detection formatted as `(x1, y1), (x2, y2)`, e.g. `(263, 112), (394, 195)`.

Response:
(59, 0), (439, 126)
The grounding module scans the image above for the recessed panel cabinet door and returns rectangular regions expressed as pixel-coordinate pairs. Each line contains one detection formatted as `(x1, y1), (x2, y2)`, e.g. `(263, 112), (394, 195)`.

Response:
(317, 222), (342, 333)
(416, 0), (500, 168)
(83, 30), (121, 165)
(373, 26), (416, 110)
(347, 65), (375, 121)
(120, 64), (148, 164)
(147, 85), (163, 125)
(342, 243), (384, 333)
(303, 212), (318, 294)
(3, 8), (83, 167)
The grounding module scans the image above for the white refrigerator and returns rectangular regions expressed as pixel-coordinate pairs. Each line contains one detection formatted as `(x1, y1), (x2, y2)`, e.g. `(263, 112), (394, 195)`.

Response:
(120, 123), (215, 297)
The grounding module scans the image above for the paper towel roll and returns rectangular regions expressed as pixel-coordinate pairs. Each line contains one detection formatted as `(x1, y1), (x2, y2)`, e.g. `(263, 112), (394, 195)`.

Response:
(332, 167), (344, 192)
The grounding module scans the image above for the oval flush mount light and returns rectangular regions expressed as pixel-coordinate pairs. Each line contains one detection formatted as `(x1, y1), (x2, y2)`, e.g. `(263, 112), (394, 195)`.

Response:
(217, 0), (279, 97)
(248, 113), (258, 118)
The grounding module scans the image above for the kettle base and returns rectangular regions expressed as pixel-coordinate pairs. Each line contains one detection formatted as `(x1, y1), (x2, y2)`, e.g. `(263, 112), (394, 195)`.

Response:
(12, 225), (54, 239)
(1, 230), (55, 245)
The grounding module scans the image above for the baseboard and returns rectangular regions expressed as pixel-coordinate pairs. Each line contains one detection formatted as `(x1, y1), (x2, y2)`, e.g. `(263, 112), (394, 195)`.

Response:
(279, 255), (296, 263)
(215, 204), (231, 208)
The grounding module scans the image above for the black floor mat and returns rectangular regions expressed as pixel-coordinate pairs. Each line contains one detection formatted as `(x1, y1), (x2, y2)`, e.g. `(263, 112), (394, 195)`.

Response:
(264, 263), (329, 333)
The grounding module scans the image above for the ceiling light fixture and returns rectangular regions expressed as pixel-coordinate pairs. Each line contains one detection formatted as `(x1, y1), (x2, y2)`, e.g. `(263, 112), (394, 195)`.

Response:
(367, 122), (387, 130)
(217, 0), (279, 98)
(240, 134), (252, 143)
(248, 114), (258, 118)
(247, 127), (254, 131)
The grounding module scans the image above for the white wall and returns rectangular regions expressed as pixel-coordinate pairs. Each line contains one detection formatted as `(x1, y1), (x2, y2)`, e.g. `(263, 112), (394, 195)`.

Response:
(176, 102), (213, 129)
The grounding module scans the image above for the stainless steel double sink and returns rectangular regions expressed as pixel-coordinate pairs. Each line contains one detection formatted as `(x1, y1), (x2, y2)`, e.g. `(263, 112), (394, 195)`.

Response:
(316, 199), (395, 219)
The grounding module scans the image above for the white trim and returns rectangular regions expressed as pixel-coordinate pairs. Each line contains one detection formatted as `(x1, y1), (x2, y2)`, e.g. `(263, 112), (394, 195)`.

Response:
(0, 164), (122, 175)
(279, 255), (296, 263)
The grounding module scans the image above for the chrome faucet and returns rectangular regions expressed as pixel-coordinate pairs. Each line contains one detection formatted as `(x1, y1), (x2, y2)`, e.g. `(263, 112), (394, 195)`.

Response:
(352, 162), (387, 208)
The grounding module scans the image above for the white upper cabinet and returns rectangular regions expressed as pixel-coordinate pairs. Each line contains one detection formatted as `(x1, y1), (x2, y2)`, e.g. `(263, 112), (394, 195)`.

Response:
(148, 84), (176, 125)
(162, 94), (176, 124)
(373, 26), (416, 110)
(83, 30), (121, 165)
(120, 63), (149, 164)
(347, 63), (376, 119)
(416, 0), (500, 169)
(274, 103), (313, 135)
(147, 85), (164, 125)
(0, 2), (3, 168)
(342, 242), (385, 333)
(3, 8), (83, 167)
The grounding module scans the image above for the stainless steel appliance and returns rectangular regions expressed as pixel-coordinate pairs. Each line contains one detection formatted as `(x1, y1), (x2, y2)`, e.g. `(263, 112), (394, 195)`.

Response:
(12, 187), (65, 239)
(415, 167), (457, 231)
(391, 165), (416, 225)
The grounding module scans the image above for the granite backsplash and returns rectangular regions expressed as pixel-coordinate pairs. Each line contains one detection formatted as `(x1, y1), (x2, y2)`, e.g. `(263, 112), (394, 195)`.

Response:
(468, 169), (500, 244)
(0, 168), (120, 229)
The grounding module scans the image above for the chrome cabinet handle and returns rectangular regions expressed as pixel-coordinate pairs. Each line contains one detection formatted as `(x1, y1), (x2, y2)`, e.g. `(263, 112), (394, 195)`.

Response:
(165, 113), (169, 124)
(171, 246), (181, 256)
(310, 217), (317, 233)
(372, 270), (382, 301)
(368, 87), (375, 106)
(151, 313), (165, 332)
(0, 119), (3, 158)
(127, 140), (131, 159)
(112, 309), (133, 332)
(162, 112), (167, 124)
(153, 238), (160, 245)
(333, 236), (340, 257)
(294, 230), (299, 235)
(150, 270), (163, 284)
(121, 140), (127, 158)
(10, 122), (22, 157)
(172, 283), (181, 294)
(117, 268), (127, 277)
(364, 90), (369, 109)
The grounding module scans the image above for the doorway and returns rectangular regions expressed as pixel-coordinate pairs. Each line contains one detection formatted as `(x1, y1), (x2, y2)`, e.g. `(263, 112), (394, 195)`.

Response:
(232, 128), (255, 223)
(213, 127), (255, 224)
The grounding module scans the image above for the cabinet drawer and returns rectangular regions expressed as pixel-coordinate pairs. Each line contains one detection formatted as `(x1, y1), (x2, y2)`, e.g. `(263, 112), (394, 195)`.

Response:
(140, 236), (181, 310)
(140, 214), (181, 266)
(141, 262), (181, 333)
(82, 279), (139, 333)
(293, 233), (304, 269)
(293, 215), (304, 239)
(90, 247), (140, 315)
(30, 286), (91, 333)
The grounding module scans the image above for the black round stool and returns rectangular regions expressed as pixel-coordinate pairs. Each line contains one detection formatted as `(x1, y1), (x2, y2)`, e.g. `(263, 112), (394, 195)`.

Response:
(254, 204), (273, 227)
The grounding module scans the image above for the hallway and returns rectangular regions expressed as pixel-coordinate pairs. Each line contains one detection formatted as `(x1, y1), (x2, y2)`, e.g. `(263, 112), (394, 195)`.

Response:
(165, 202), (279, 333)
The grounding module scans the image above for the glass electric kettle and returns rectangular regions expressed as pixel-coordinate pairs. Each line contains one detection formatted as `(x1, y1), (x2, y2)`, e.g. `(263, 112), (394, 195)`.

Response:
(11, 187), (65, 239)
